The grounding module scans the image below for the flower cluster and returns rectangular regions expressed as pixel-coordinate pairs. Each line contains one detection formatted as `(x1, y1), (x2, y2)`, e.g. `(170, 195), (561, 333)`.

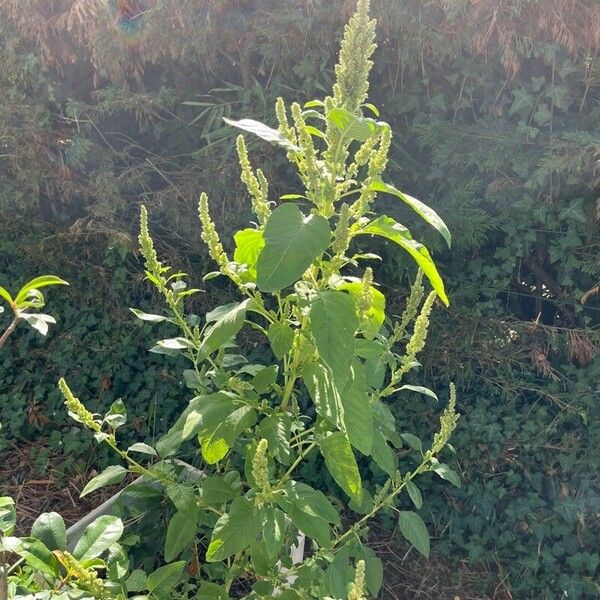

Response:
(347, 560), (366, 600)
(236, 135), (271, 225)
(430, 383), (459, 455)
(58, 378), (101, 433)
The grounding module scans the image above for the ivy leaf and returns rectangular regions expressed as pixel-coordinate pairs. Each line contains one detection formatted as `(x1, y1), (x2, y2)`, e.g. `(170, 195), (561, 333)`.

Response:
(319, 432), (363, 504)
(31, 512), (67, 551)
(233, 228), (265, 282)
(267, 322), (294, 359)
(164, 511), (197, 561)
(354, 216), (448, 306)
(256, 204), (331, 292)
(223, 117), (300, 152)
(309, 291), (358, 384)
(302, 361), (345, 431)
(80, 465), (127, 498)
(200, 299), (251, 356)
(73, 515), (124, 561)
(397, 511), (430, 558)
(206, 497), (259, 562)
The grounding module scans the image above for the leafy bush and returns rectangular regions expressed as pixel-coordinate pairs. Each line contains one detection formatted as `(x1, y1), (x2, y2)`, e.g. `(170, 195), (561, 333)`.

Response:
(2, 2), (459, 598)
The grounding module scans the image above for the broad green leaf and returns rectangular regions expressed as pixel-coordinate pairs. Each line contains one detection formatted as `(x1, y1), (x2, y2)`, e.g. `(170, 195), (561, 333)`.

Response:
(73, 515), (124, 561)
(150, 337), (195, 355)
(309, 291), (358, 384)
(267, 322), (294, 359)
(2, 537), (59, 577)
(261, 507), (286, 559)
(280, 481), (340, 524)
(256, 204), (331, 292)
(200, 299), (251, 356)
(258, 414), (291, 465)
(368, 179), (451, 248)
(125, 569), (147, 593)
(164, 511), (197, 561)
(206, 497), (259, 562)
(19, 312), (56, 336)
(197, 582), (230, 599)
(129, 308), (168, 323)
(31, 512), (67, 551)
(223, 117), (299, 152)
(0, 496), (16, 535)
(156, 393), (237, 457)
(302, 361), (345, 431)
(319, 432), (362, 503)
(81, 465), (127, 497)
(104, 398), (127, 430)
(405, 480), (423, 510)
(341, 363), (373, 456)
(199, 473), (242, 504)
(146, 561), (186, 595)
(433, 463), (461, 488)
(167, 484), (198, 520)
(397, 511), (430, 558)
(327, 107), (378, 142)
(338, 281), (385, 338)
(401, 433), (423, 452)
(127, 442), (157, 455)
(354, 216), (448, 306)
(251, 365), (278, 393)
(233, 228), (264, 282)
(14, 275), (68, 306)
(370, 429), (396, 476)
(359, 545), (384, 597)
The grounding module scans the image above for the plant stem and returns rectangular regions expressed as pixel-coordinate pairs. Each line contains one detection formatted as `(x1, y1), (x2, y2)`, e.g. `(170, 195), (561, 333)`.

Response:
(0, 317), (19, 350)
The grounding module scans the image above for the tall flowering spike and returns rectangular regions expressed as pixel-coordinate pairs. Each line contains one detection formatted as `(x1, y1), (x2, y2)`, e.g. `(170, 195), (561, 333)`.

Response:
(291, 102), (321, 201)
(333, 0), (376, 114)
(405, 291), (436, 360)
(275, 97), (297, 146)
(59, 378), (101, 433)
(198, 193), (228, 270)
(392, 270), (425, 344)
(358, 267), (374, 319)
(138, 205), (162, 279)
(332, 203), (351, 256)
(430, 383), (459, 455)
(347, 560), (366, 600)
(368, 124), (392, 178)
(252, 439), (271, 493)
(55, 551), (110, 600)
(236, 135), (271, 225)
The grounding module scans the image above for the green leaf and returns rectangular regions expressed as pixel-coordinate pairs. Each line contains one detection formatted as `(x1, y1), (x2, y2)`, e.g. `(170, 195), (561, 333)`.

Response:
(73, 515), (124, 561)
(261, 507), (286, 559)
(127, 442), (157, 456)
(31, 512), (67, 551)
(354, 215), (448, 306)
(251, 365), (278, 393)
(368, 180), (451, 248)
(223, 117), (299, 152)
(2, 537), (59, 577)
(280, 481), (340, 524)
(146, 561), (186, 595)
(233, 228), (265, 282)
(360, 545), (384, 597)
(370, 429), (396, 476)
(319, 432), (362, 503)
(200, 299), (251, 356)
(197, 582), (230, 599)
(167, 484), (198, 520)
(309, 291), (358, 384)
(397, 385), (438, 400)
(164, 511), (197, 561)
(0, 285), (14, 307)
(104, 398), (127, 430)
(81, 465), (127, 498)
(199, 473), (242, 504)
(256, 204), (331, 292)
(14, 275), (68, 306)
(206, 497), (259, 562)
(433, 463), (461, 488)
(327, 107), (378, 142)
(258, 414), (291, 465)
(129, 308), (168, 323)
(401, 433), (423, 452)
(267, 322), (294, 359)
(341, 363), (373, 456)
(150, 337), (195, 354)
(397, 511), (430, 558)
(125, 569), (147, 593)
(405, 480), (423, 510)
(0, 496), (16, 535)
(302, 361), (345, 431)
(338, 281), (385, 338)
